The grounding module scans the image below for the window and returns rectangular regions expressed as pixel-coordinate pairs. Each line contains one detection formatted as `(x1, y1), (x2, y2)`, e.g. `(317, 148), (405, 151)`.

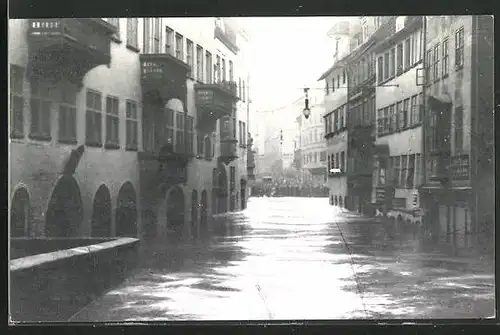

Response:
(410, 34), (416, 65)
(404, 38), (411, 69)
(165, 108), (174, 147)
(314, 152), (317, 163)
(186, 115), (194, 155)
(394, 101), (403, 130)
(332, 77), (335, 92)
(327, 154), (331, 171)
(186, 39), (194, 76)
(126, 100), (138, 150)
(153, 18), (161, 53)
(377, 56), (383, 83)
(196, 45), (204, 81)
(175, 33), (184, 60)
(415, 153), (422, 186)
(230, 166), (236, 191)
(229, 60), (234, 81)
(454, 106), (464, 153)
(206, 51), (212, 84)
(215, 55), (221, 82)
(325, 82), (329, 95)
(389, 104), (396, 132)
(175, 112), (185, 153)
(30, 78), (53, 141)
(334, 110), (339, 132)
(126, 18), (138, 49)
(221, 58), (226, 81)
(410, 95), (419, 126)
(143, 18), (152, 53)
(433, 43), (440, 81)
(402, 98), (410, 128)
(242, 80), (246, 102)
(442, 38), (449, 77)
(197, 132), (204, 156)
(393, 156), (401, 186)
(339, 105), (345, 129)
(337, 74), (340, 88)
(396, 43), (404, 74)
(242, 122), (246, 146)
(378, 158), (386, 185)
(165, 27), (174, 55)
(105, 96), (119, 148)
(383, 52), (389, 80)
(425, 49), (432, 84)
(343, 69), (346, 84)
(455, 27), (464, 69)
(85, 90), (102, 146)
(340, 151), (345, 171)
(407, 154), (415, 188)
(389, 48), (395, 78)
(400, 155), (408, 188)
(10, 65), (24, 138)
(238, 120), (242, 144)
(320, 151), (326, 162)
(335, 153), (339, 169)
(58, 84), (77, 144)
(204, 136), (212, 159)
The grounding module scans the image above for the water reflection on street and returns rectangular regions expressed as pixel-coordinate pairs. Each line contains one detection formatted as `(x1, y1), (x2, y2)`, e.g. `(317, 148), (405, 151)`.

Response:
(70, 197), (495, 321)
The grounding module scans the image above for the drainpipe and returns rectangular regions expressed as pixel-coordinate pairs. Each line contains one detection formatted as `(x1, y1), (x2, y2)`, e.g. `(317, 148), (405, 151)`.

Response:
(420, 15), (428, 224)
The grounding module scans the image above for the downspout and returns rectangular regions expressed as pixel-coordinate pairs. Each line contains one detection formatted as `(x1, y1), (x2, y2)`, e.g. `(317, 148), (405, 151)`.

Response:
(421, 15), (427, 187)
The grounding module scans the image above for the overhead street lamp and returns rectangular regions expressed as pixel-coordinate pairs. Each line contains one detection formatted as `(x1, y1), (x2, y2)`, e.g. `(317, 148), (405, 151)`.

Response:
(303, 87), (311, 119)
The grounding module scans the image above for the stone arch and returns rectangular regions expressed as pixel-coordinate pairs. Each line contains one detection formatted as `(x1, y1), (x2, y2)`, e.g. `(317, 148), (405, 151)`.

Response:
(200, 190), (208, 234)
(91, 184), (112, 237)
(46, 175), (83, 237)
(191, 189), (198, 239)
(166, 185), (185, 239)
(165, 98), (185, 113)
(11, 186), (30, 237)
(116, 182), (138, 237)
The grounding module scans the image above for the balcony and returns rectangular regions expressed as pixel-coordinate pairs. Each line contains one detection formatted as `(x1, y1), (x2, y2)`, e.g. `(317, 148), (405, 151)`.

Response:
(27, 19), (116, 85)
(195, 80), (238, 133)
(214, 22), (239, 54)
(140, 53), (190, 106)
(219, 139), (238, 165)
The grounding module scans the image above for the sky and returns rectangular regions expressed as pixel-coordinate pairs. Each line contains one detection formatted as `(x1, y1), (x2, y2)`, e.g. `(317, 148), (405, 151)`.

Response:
(240, 17), (341, 112)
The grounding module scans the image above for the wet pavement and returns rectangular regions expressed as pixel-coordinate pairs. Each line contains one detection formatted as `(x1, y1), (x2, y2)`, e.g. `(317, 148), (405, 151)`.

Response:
(69, 197), (495, 321)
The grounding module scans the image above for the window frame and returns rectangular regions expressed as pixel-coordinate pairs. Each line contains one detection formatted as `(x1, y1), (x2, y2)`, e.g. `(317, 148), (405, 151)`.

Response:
(442, 37), (449, 77)
(196, 45), (204, 82)
(85, 89), (103, 147)
(126, 18), (138, 50)
(433, 43), (440, 82)
(10, 64), (25, 138)
(455, 27), (465, 70)
(175, 33), (184, 61)
(454, 106), (464, 153)
(125, 100), (138, 151)
(186, 39), (194, 77)
(58, 84), (77, 144)
(105, 95), (120, 149)
(165, 26), (174, 55)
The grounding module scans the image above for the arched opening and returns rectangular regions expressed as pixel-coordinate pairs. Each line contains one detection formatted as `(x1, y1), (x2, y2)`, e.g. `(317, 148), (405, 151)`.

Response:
(191, 190), (198, 239)
(91, 185), (112, 237)
(166, 186), (185, 241)
(240, 179), (247, 210)
(334, 195), (338, 206)
(200, 190), (208, 235)
(116, 182), (137, 237)
(46, 176), (83, 237)
(11, 187), (30, 237)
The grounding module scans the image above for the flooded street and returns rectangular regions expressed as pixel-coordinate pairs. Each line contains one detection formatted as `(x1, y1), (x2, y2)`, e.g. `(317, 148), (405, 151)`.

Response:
(70, 197), (494, 321)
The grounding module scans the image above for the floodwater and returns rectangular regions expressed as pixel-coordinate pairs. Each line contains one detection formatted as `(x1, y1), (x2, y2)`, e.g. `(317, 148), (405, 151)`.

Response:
(70, 197), (495, 321)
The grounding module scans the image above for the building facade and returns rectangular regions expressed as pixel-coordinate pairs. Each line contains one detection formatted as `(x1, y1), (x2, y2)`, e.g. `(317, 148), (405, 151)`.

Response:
(320, 19), (352, 208)
(136, 17), (252, 242)
(9, 17), (253, 243)
(9, 18), (143, 239)
(419, 16), (494, 239)
(371, 16), (425, 224)
(296, 96), (327, 188)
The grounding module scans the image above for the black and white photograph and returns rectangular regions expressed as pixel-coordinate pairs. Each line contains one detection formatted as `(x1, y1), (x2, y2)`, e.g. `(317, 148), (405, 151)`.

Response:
(8, 14), (495, 323)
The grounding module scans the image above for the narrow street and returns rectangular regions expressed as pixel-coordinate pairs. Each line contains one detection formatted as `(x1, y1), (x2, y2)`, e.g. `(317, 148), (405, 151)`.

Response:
(70, 197), (494, 321)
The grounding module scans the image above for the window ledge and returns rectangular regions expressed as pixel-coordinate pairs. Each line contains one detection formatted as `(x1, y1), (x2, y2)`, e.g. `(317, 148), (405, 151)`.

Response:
(86, 141), (103, 148)
(126, 44), (140, 53)
(29, 134), (52, 142)
(58, 138), (78, 145)
(105, 142), (121, 150)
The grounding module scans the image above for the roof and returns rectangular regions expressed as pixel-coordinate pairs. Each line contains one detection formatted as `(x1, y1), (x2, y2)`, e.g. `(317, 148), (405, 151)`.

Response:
(371, 16), (423, 54)
(317, 17), (396, 81)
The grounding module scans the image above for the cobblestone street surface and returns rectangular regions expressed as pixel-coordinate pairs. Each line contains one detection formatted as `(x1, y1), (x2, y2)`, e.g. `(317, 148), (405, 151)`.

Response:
(70, 197), (495, 321)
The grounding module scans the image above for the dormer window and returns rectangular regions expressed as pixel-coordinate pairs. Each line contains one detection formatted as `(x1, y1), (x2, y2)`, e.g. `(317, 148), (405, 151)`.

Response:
(396, 16), (407, 33)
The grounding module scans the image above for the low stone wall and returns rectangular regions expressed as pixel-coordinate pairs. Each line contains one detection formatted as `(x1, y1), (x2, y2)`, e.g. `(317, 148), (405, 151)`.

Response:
(9, 237), (140, 322)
